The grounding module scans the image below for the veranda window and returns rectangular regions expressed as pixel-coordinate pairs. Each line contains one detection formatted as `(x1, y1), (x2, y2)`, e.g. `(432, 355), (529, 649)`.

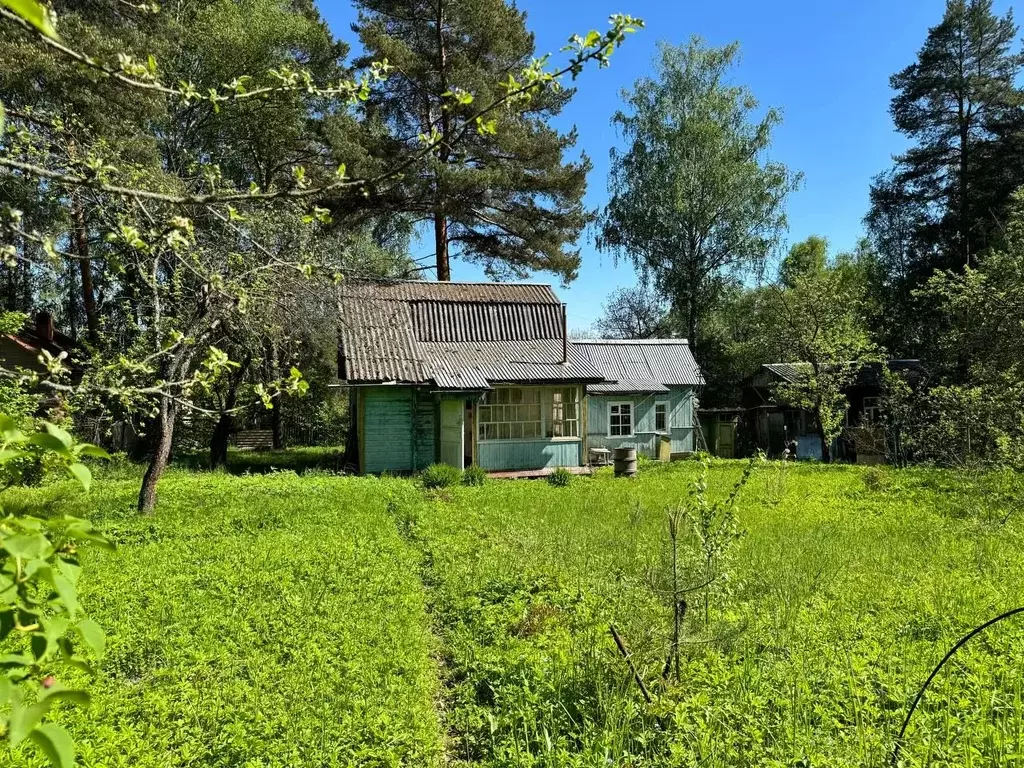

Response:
(478, 387), (542, 441)
(654, 402), (668, 432)
(547, 387), (580, 438)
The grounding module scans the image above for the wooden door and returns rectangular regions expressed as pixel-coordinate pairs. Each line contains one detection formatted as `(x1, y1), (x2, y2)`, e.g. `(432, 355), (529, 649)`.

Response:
(439, 399), (464, 469)
(716, 421), (736, 458)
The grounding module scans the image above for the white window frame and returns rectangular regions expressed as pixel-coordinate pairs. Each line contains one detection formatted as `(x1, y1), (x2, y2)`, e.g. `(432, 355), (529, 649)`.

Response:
(654, 401), (670, 434)
(477, 385), (581, 443)
(546, 387), (580, 439)
(477, 387), (542, 442)
(862, 396), (881, 424)
(608, 401), (634, 438)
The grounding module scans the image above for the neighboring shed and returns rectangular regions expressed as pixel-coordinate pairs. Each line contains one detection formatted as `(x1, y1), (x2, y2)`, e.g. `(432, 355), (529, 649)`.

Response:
(0, 313), (73, 376)
(0, 313), (76, 414)
(741, 359), (926, 460)
(337, 280), (604, 474)
(574, 339), (705, 461)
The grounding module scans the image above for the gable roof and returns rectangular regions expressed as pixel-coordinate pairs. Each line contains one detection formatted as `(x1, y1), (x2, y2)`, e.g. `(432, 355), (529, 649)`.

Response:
(337, 280), (604, 389)
(573, 339), (705, 394)
(0, 313), (75, 375)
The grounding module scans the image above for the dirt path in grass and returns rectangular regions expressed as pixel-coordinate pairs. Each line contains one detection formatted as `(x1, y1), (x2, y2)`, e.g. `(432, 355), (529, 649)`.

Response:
(384, 496), (468, 766)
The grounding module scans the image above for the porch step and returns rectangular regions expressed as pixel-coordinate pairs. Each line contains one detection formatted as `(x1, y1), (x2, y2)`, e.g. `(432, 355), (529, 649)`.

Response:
(486, 466), (593, 480)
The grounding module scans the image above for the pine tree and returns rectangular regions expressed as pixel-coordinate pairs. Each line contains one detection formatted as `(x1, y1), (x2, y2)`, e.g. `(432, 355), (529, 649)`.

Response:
(349, 0), (591, 281)
(868, 0), (1024, 276)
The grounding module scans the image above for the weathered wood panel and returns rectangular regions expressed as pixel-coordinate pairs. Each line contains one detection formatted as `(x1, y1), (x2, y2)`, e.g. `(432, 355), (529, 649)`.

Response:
(411, 390), (436, 471)
(362, 387), (414, 473)
(477, 439), (581, 471)
(587, 386), (695, 459)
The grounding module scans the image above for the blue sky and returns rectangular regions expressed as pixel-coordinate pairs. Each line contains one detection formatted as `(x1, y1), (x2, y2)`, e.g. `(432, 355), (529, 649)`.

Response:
(320, 0), (1014, 330)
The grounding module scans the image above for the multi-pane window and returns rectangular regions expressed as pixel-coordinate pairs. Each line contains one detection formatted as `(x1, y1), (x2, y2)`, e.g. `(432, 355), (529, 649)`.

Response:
(547, 388), (580, 438)
(477, 386), (580, 441)
(862, 396), (881, 424)
(608, 402), (633, 437)
(654, 402), (668, 433)
(477, 387), (542, 441)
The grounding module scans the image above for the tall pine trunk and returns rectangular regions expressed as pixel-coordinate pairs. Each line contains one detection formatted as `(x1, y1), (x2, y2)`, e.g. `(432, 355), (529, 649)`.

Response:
(433, 0), (452, 282)
(434, 213), (450, 281)
(71, 192), (99, 346)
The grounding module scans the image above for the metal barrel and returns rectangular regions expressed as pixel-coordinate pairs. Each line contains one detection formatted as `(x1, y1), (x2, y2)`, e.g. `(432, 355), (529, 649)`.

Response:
(613, 447), (638, 477)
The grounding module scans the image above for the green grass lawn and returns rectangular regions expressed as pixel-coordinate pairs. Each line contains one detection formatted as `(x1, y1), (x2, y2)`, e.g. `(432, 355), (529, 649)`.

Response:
(3, 457), (1024, 767)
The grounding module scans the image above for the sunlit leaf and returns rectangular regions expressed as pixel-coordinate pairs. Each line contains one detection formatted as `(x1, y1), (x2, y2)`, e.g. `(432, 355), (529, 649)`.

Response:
(28, 723), (76, 768)
(29, 432), (71, 457)
(66, 463), (92, 491)
(43, 423), (73, 450)
(0, 0), (60, 40)
(76, 444), (110, 460)
(75, 618), (105, 659)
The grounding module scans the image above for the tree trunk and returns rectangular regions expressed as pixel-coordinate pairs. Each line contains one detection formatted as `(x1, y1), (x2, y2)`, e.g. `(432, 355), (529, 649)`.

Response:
(687, 295), (698, 351)
(209, 357), (248, 468)
(266, 339), (284, 449)
(210, 412), (232, 469)
(815, 410), (832, 463)
(959, 118), (970, 267)
(65, 257), (78, 343)
(434, 213), (450, 281)
(138, 395), (176, 514)
(433, 0), (452, 281)
(71, 192), (99, 346)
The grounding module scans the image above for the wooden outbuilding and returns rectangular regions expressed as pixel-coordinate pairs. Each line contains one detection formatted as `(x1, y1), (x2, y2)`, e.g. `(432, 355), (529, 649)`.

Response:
(573, 339), (704, 461)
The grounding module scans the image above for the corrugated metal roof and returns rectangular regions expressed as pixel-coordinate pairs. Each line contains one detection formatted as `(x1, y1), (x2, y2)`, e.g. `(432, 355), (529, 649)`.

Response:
(762, 362), (809, 384)
(588, 380), (671, 394)
(574, 339), (705, 390)
(413, 302), (562, 342)
(339, 279), (560, 305)
(337, 280), (603, 388)
(423, 339), (602, 388)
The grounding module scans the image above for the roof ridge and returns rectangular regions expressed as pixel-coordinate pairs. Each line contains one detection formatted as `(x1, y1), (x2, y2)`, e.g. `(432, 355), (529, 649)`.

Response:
(345, 277), (556, 288)
(574, 338), (690, 345)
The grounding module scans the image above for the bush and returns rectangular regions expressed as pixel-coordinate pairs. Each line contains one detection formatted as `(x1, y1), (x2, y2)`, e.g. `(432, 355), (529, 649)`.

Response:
(863, 465), (889, 492)
(421, 463), (462, 489)
(547, 466), (573, 487)
(462, 464), (487, 487)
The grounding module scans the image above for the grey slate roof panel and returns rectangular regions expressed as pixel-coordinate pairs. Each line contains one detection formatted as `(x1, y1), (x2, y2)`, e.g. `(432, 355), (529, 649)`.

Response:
(574, 339), (705, 390)
(342, 279), (560, 305)
(337, 280), (603, 388)
(413, 301), (562, 342)
(422, 339), (602, 388)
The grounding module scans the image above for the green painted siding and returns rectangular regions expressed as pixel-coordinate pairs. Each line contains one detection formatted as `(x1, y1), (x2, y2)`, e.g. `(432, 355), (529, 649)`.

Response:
(587, 387), (695, 458)
(361, 385), (586, 474)
(478, 439), (581, 471)
(412, 390), (436, 471)
(362, 387), (416, 473)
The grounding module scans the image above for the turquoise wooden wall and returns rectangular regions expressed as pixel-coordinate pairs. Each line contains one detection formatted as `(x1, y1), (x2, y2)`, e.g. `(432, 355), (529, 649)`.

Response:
(586, 387), (695, 458)
(477, 439), (581, 471)
(361, 387), (437, 473)
(360, 385), (586, 473)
